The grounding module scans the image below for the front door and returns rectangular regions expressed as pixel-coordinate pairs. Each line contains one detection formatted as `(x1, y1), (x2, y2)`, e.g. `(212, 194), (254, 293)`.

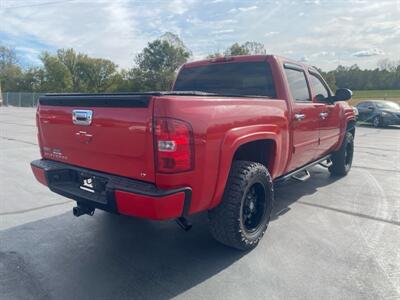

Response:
(284, 65), (320, 171)
(357, 101), (374, 122)
(308, 71), (341, 155)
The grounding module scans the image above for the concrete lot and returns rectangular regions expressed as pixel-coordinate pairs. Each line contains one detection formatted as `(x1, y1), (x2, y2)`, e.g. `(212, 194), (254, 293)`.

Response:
(0, 106), (399, 300)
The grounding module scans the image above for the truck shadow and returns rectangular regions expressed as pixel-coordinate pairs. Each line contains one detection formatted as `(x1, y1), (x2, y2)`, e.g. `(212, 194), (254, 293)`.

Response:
(271, 166), (341, 221)
(0, 166), (341, 299)
(0, 211), (245, 299)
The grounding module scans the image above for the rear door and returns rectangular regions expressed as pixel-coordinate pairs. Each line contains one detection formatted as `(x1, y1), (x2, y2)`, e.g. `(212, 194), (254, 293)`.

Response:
(284, 64), (321, 171)
(308, 71), (341, 155)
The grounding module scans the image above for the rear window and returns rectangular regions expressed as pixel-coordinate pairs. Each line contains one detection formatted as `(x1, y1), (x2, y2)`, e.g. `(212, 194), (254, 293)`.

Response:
(173, 61), (276, 97)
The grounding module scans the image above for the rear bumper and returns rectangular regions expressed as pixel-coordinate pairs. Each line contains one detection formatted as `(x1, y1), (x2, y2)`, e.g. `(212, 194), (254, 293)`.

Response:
(31, 159), (191, 220)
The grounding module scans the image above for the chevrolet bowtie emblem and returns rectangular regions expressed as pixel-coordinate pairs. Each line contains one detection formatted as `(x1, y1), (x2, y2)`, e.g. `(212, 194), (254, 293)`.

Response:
(75, 131), (93, 144)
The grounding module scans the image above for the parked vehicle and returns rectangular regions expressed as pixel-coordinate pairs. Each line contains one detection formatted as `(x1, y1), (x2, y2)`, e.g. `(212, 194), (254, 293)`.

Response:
(31, 55), (356, 250)
(356, 100), (400, 127)
(351, 106), (359, 120)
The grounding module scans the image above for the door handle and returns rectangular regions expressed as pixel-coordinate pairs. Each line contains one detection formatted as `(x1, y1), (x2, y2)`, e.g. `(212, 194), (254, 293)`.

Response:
(320, 112), (328, 119)
(294, 113), (305, 121)
(72, 110), (93, 125)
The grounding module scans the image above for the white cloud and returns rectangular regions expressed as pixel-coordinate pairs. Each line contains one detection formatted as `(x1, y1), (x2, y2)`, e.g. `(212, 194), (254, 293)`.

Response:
(238, 6), (258, 12)
(300, 55), (309, 62)
(304, 0), (320, 4)
(212, 29), (234, 34)
(0, 0), (149, 68)
(338, 16), (353, 22)
(15, 46), (42, 65)
(229, 5), (258, 13)
(311, 51), (335, 57)
(219, 19), (238, 24)
(15, 46), (40, 55)
(352, 48), (385, 57)
(265, 31), (279, 37)
(1, 0), (399, 71)
(168, 0), (190, 15)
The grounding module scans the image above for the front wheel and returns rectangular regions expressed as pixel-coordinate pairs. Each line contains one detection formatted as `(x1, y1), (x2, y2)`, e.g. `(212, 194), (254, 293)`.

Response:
(208, 161), (274, 251)
(329, 132), (354, 176)
(373, 115), (382, 128)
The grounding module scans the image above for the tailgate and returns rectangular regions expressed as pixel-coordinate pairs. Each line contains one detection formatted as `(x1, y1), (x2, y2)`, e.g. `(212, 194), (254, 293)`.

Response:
(37, 94), (156, 182)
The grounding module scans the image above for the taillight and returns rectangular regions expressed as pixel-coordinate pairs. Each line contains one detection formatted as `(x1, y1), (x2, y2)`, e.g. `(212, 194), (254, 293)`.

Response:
(154, 117), (194, 173)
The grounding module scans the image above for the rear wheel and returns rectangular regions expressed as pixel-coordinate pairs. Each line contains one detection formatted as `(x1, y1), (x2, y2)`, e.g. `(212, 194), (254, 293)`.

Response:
(208, 161), (274, 251)
(329, 132), (354, 176)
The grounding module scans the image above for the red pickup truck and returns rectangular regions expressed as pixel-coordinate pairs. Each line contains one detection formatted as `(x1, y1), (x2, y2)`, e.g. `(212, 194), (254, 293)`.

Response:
(31, 55), (355, 250)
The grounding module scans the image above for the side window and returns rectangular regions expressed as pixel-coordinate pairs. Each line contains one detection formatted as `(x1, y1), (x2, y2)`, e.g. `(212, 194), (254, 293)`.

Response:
(284, 67), (311, 102)
(309, 73), (330, 102)
(357, 102), (369, 109)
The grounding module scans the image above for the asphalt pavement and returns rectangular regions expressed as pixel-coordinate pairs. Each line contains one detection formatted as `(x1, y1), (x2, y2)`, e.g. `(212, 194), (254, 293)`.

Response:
(0, 106), (399, 300)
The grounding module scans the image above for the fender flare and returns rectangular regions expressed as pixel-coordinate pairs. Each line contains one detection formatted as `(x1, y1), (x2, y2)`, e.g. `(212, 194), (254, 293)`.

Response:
(334, 111), (356, 152)
(208, 124), (281, 209)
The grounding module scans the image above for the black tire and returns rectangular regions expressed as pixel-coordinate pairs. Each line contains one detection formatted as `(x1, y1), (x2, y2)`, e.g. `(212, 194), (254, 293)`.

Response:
(208, 161), (274, 251)
(373, 115), (381, 128)
(329, 132), (354, 176)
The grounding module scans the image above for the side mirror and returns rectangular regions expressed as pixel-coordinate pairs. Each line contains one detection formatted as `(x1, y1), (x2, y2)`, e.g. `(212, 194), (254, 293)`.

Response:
(334, 88), (352, 101)
(316, 94), (327, 102)
(367, 105), (375, 110)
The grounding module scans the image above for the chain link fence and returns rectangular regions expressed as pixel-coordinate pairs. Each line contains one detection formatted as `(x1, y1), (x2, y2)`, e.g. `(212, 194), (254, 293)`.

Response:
(1, 92), (46, 107)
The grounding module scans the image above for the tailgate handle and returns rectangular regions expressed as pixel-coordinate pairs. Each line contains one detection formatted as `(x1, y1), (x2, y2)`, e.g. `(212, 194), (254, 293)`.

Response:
(72, 110), (93, 125)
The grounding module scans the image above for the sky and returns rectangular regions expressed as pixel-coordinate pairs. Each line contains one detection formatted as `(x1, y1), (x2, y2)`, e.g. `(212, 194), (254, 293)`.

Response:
(0, 0), (399, 71)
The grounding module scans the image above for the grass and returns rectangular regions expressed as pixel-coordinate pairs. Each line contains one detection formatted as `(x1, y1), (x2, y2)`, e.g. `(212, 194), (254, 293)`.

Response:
(349, 90), (400, 105)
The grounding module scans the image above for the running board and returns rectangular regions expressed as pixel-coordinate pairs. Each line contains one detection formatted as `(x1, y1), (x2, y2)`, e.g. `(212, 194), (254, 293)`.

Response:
(291, 170), (310, 182)
(319, 158), (332, 168)
(274, 155), (331, 185)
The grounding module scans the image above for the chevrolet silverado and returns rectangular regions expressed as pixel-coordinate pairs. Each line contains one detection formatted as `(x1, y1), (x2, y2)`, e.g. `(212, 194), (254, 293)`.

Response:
(31, 55), (355, 250)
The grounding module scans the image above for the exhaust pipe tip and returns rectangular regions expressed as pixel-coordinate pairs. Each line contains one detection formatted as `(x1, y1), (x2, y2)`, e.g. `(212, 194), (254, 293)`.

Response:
(73, 205), (94, 217)
(73, 206), (82, 217)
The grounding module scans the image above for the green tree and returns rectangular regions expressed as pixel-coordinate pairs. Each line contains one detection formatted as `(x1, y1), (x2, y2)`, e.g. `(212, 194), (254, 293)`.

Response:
(57, 48), (86, 91)
(0, 46), (18, 69)
(132, 33), (191, 91)
(316, 68), (337, 91)
(208, 41), (266, 58)
(110, 69), (143, 92)
(19, 67), (45, 92)
(242, 42), (267, 55)
(2, 41), (399, 94)
(324, 71), (336, 92)
(78, 56), (119, 92)
(40, 52), (72, 92)
(0, 46), (24, 92)
(227, 42), (250, 55)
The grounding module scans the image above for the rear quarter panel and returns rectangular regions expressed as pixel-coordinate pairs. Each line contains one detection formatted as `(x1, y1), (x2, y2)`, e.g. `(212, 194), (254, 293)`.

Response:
(153, 96), (289, 213)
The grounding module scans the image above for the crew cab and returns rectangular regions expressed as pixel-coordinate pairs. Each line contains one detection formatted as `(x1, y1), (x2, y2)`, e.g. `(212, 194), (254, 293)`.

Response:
(31, 55), (355, 250)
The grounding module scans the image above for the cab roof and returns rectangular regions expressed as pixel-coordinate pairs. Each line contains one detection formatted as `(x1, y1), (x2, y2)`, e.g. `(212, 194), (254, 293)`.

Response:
(182, 54), (313, 70)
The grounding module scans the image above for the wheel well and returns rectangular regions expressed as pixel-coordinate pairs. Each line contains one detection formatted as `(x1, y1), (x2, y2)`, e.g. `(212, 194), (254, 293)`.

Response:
(347, 120), (356, 137)
(232, 140), (275, 171)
